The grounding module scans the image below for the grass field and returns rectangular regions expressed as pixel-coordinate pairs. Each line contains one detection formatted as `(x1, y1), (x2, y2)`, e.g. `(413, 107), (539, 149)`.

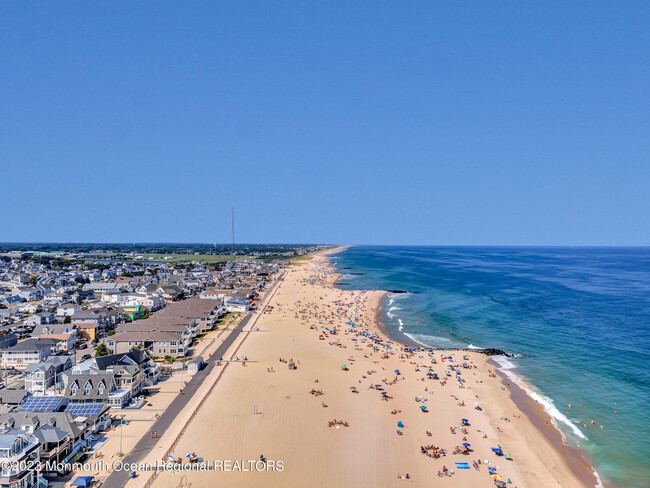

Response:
(84, 253), (239, 263)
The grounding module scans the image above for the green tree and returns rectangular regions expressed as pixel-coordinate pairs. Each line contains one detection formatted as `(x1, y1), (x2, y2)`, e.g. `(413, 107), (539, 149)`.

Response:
(28, 275), (38, 286)
(64, 315), (72, 324)
(95, 344), (109, 357)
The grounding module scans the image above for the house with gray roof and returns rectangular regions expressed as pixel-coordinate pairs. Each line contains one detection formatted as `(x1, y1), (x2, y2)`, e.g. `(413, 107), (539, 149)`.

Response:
(0, 411), (108, 475)
(0, 428), (40, 486)
(24, 356), (72, 395)
(0, 338), (58, 369)
(63, 372), (130, 408)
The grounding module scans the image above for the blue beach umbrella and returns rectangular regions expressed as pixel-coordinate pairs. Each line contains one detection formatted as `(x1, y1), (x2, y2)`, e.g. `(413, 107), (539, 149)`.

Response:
(397, 421), (404, 428)
(462, 443), (471, 447)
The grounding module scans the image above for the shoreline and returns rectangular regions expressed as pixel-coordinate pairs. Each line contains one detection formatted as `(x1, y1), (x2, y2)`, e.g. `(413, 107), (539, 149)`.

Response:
(147, 246), (597, 488)
(327, 246), (600, 487)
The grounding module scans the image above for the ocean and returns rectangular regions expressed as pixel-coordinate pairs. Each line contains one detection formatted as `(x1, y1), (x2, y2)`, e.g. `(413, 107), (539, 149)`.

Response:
(330, 246), (650, 487)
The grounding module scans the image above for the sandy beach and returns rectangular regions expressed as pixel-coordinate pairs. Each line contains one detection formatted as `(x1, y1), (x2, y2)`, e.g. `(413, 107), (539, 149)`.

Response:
(142, 248), (593, 488)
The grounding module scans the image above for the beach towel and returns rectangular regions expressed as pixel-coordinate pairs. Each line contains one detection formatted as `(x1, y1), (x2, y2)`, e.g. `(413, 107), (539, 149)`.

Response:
(455, 463), (471, 469)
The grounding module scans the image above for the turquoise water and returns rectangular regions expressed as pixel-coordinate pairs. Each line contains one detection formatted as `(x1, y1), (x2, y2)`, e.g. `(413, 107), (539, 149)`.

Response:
(331, 246), (650, 487)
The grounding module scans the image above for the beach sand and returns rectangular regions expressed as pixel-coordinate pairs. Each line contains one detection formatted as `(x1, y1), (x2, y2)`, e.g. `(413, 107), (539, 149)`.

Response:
(148, 249), (592, 488)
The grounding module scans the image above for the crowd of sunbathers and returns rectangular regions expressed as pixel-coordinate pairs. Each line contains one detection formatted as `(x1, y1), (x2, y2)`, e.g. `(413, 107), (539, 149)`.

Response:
(421, 444), (446, 458)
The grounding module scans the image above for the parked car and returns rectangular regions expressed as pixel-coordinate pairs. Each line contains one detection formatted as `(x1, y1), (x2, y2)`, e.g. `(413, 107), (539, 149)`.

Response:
(78, 343), (88, 349)
(81, 354), (92, 361)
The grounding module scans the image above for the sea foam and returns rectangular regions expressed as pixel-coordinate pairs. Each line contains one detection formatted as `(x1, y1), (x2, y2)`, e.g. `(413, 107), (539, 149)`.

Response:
(492, 356), (586, 440)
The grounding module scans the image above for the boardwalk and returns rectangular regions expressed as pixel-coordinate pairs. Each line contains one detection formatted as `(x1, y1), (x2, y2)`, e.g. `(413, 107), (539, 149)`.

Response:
(102, 275), (283, 488)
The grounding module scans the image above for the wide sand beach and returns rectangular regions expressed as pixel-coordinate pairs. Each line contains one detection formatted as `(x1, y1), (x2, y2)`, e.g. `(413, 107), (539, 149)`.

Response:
(146, 248), (594, 488)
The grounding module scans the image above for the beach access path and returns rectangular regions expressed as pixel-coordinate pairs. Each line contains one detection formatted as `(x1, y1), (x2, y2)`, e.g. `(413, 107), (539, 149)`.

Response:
(101, 273), (285, 488)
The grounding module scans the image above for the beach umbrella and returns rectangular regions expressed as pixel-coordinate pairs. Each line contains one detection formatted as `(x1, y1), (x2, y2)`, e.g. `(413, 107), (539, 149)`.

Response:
(473, 401), (480, 408)
(420, 405), (427, 410)
(494, 481), (507, 488)
(492, 474), (503, 480)
(493, 448), (503, 455)
(397, 421), (404, 428)
(394, 370), (400, 374)
(186, 454), (193, 458)
(462, 443), (471, 447)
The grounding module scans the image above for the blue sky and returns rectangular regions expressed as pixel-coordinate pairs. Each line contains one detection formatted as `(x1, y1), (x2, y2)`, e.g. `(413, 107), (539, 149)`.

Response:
(1, 2), (648, 245)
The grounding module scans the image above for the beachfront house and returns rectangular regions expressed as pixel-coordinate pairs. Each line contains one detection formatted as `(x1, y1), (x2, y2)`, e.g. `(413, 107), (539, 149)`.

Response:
(225, 296), (250, 312)
(0, 429), (40, 488)
(73, 351), (147, 397)
(0, 411), (109, 477)
(63, 372), (130, 408)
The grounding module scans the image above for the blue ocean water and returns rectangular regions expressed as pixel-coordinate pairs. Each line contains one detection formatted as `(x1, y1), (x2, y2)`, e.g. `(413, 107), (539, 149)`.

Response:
(331, 246), (650, 487)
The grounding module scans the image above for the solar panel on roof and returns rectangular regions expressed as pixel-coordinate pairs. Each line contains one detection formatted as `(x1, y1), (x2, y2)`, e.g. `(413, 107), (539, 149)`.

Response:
(64, 403), (103, 418)
(19, 395), (64, 412)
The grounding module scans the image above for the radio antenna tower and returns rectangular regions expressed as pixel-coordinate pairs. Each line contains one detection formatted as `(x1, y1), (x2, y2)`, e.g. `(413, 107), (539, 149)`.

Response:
(231, 207), (235, 256)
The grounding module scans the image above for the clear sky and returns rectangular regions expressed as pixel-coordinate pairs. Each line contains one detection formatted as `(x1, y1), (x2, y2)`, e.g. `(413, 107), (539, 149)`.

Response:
(1, 2), (648, 245)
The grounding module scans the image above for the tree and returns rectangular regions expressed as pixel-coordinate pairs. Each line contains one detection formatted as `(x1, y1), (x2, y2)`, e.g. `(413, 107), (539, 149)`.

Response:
(64, 315), (72, 324)
(28, 275), (38, 286)
(95, 344), (109, 357)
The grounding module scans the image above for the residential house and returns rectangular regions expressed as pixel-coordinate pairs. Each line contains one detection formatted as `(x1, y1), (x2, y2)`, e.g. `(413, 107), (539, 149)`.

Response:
(24, 357), (73, 395)
(106, 330), (186, 358)
(56, 304), (81, 318)
(0, 335), (18, 352)
(24, 312), (56, 327)
(74, 350), (159, 387)
(0, 429), (40, 488)
(82, 282), (125, 294)
(225, 296), (250, 313)
(0, 411), (109, 476)
(1, 338), (58, 369)
(64, 373), (130, 408)
(0, 390), (29, 412)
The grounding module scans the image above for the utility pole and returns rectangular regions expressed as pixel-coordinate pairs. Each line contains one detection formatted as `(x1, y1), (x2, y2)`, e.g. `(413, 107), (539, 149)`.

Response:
(231, 208), (235, 256)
